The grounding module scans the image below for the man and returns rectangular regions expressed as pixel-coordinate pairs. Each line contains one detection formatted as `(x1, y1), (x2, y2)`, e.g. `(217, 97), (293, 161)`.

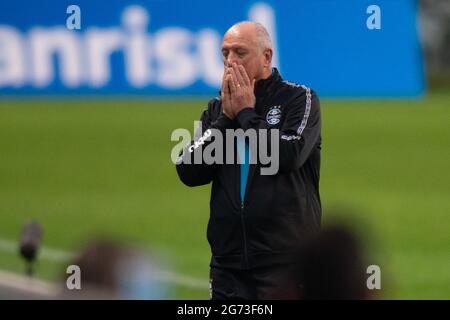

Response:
(176, 21), (321, 299)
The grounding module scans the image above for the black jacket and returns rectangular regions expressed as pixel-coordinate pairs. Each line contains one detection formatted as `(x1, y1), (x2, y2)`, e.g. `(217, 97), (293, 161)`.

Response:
(176, 68), (321, 269)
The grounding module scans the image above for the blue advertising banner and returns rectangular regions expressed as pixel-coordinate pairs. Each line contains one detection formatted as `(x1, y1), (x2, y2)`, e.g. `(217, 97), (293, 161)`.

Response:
(0, 0), (425, 96)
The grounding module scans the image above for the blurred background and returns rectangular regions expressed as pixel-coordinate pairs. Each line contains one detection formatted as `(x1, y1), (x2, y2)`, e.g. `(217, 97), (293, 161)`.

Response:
(0, 0), (449, 299)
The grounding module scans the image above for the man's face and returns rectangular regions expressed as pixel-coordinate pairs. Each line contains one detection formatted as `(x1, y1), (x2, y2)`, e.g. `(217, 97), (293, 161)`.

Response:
(221, 27), (266, 82)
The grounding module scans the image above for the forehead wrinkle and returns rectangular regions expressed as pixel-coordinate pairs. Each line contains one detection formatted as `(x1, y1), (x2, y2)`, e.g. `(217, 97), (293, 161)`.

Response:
(222, 27), (258, 49)
(222, 39), (257, 52)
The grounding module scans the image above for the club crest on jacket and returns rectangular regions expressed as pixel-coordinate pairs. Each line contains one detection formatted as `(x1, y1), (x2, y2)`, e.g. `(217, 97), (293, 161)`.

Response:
(266, 106), (282, 125)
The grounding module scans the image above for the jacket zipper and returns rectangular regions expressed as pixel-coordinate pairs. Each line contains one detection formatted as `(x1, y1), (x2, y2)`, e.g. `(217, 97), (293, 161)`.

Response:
(240, 201), (249, 269)
(237, 139), (250, 269)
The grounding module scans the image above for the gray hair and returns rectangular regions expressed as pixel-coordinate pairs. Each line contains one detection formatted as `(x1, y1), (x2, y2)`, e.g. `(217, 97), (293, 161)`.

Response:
(253, 22), (272, 52)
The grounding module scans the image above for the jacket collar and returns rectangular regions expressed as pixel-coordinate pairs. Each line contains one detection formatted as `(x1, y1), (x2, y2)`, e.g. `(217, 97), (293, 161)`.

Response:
(254, 67), (282, 97)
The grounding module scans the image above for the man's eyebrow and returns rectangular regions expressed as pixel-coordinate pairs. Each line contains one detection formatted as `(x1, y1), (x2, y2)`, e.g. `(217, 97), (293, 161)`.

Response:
(222, 45), (248, 52)
(235, 46), (248, 51)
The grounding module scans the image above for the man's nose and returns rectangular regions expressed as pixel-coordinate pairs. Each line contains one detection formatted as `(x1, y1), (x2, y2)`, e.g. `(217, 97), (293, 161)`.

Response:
(225, 59), (234, 67)
(226, 53), (237, 66)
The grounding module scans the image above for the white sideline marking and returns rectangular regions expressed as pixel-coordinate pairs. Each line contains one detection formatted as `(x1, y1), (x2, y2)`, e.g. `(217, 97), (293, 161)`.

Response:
(0, 238), (207, 290)
(0, 269), (58, 297)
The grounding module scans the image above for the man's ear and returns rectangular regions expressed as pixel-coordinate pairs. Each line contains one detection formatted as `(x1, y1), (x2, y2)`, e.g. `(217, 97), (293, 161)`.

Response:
(264, 48), (273, 67)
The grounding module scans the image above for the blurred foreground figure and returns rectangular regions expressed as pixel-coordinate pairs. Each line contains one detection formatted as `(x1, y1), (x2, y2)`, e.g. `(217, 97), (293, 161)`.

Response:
(63, 239), (172, 299)
(298, 226), (370, 300)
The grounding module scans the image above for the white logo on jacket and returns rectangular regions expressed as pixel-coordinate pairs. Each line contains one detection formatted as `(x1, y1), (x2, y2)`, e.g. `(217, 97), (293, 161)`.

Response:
(266, 106), (282, 125)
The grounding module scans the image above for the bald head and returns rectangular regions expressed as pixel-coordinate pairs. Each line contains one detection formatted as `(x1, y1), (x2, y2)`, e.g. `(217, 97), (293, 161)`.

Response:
(225, 21), (272, 53)
(222, 21), (274, 81)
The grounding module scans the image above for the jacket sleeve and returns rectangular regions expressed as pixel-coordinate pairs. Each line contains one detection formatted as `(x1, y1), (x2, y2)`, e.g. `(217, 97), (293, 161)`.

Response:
(176, 100), (233, 187)
(235, 87), (321, 173)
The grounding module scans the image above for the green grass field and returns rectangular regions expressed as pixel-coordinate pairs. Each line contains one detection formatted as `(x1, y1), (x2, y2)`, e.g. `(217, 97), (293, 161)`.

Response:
(0, 93), (449, 299)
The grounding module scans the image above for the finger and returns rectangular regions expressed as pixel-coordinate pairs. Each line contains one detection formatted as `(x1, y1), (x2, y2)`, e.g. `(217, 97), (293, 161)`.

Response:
(221, 86), (227, 98)
(222, 67), (229, 92)
(232, 63), (246, 88)
(224, 76), (231, 96)
(228, 70), (238, 93)
(226, 74), (236, 95)
(221, 81), (226, 96)
(222, 65), (233, 85)
(237, 64), (251, 87)
(229, 65), (242, 92)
